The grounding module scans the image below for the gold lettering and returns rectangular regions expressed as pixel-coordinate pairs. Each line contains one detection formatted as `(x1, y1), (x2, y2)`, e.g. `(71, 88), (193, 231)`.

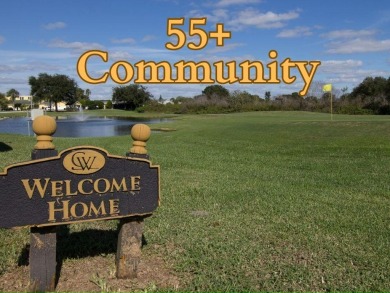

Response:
(295, 61), (322, 96)
(239, 60), (266, 83)
(94, 178), (110, 194)
(130, 176), (141, 191)
(88, 201), (107, 217)
(110, 177), (128, 192)
(213, 61), (238, 84)
(109, 199), (120, 215)
(280, 58), (296, 84)
(110, 60), (134, 84)
(174, 61), (213, 83)
(77, 50), (109, 84)
(23, 176), (143, 200)
(64, 180), (78, 196)
(76, 50), (322, 96)
(51, 180), (64, 197)
(48, 200), (70, 222)
(78, 179), (93, 195)
(70, 202), (88, 218)
(135, 60), (173, 83)
(266, 50), (280, 83)
(22, 178), (50, 199)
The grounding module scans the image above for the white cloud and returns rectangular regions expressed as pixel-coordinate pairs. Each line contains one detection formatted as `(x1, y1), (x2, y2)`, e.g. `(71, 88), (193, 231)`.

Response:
(228, 9), (300, 29)
(109, 51), (135, 60)
(187, 7), (300, 31)
(42, 22), (67, 30)
(277, 26), (312, 38)
(316, 59), (390, 87)
(211, 9), (229, 21)
(326, 38), (390, 53)
(102, 45), (178, 62)
(320, 59), (363, 73)
(0, 36), (4, 44)
(186, 9), (228, 23)
(111, 38), (136, 44)
(0, 63), (60, 73)
(215, 0), (261, 7)
(328, 69), (389, 85)
(0, 49), (71, 60)
(321, 29), (390, 54)
(0, 76), (29, 85)
(205, 42), (245, 54)
(321, 29), (376, 40)
(142, 35), (157, 42)
(48, 39), (104, 52)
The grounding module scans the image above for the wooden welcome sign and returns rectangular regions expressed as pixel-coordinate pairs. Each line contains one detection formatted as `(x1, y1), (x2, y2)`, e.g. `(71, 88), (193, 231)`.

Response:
(0, 146), (159, 228)
(0, 115), (160, 292)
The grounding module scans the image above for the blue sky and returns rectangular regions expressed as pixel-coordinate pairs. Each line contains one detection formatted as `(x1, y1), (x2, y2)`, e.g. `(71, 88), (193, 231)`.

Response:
(1, 0), (389, 100)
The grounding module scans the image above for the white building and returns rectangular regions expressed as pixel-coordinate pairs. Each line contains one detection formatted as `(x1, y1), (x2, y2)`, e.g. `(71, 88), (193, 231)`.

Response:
(5, 95), (80, 111)
(5, 95), (33, 110)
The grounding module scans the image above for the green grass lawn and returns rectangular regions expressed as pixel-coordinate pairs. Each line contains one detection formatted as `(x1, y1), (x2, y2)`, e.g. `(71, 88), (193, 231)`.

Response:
(1, 111), (389, 292)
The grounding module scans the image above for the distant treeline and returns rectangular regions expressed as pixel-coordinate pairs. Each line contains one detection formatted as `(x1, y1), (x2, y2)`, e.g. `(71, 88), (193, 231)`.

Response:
(137, 76), (390, 115)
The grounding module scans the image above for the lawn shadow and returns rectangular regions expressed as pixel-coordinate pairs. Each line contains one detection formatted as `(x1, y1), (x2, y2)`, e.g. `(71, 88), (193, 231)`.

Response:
(17, 222), (148, 287)
(0, 142), (12, 152)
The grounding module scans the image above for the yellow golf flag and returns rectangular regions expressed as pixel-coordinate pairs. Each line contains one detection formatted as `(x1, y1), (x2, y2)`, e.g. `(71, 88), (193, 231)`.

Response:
(323, 84), (332, 92)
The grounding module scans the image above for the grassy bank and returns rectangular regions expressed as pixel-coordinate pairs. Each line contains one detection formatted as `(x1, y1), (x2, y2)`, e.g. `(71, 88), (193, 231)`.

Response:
(0, 111), (389, 291)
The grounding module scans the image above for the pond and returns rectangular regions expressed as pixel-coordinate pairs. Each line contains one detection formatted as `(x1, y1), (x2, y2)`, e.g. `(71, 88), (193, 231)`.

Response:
(0, 115), (170, 137)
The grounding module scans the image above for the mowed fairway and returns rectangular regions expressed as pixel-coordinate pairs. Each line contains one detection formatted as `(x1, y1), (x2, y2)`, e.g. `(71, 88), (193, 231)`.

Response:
(0, 111), (389, 292)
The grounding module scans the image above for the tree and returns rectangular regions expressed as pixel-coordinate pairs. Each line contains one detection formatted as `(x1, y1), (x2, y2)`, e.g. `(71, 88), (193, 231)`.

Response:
(351, 76), (387, 100)
(6, 88), (19, 110)
(85, 89), (91, 98)
(106, 100), (113, 109)
(265, 91), (271, 102)
(202, 85), (229, 99)
(158, 95), (164, 104)
(387, 77), (390, 100)
(75, 88), (85, 101)
(85, 100), (104, 110)
(14, 103), (22, 111)
(306, 80), (326, 99)
(171, 96), (192, 104)
(112, 85), (152, 110)
(341, 87), (348, 94)
(349, 76), (389, 113)
(75, 88), (91, 109)
(228, 90), (261, 111)
(29, 73), (78, 111)
(0, 92), (9, 110)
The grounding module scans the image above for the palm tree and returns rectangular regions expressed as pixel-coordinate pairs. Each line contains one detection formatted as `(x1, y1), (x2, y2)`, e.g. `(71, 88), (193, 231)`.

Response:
(6, 88), (19, 110)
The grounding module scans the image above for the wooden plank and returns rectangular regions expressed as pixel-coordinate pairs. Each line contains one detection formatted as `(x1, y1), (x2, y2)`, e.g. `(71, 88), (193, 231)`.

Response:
(30, 149), (58, 292)
(29, 226), (57, 292)
(115, 151), (151, 279)
(31, 149), (58, 160)
(115, 151), (150, 279)
(116, 217), (144, 278)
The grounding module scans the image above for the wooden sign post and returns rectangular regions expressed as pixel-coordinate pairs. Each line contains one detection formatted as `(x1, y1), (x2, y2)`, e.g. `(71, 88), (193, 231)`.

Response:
(116, 124), (151, 279)
(0, 116), (160, 292)
(30, 115), (58, 292)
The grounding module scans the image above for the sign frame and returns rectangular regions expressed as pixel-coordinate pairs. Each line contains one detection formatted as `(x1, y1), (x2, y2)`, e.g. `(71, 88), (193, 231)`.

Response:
(0, 145), (160, 229)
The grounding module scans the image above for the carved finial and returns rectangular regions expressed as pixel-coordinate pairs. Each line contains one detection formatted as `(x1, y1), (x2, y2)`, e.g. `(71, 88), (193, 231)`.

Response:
(130, 124), (151, 154)
(32, 115), (57, 150)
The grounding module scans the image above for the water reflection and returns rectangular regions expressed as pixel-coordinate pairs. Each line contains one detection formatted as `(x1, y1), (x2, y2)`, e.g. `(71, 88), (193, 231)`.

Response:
(0, 116), (170, 137)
